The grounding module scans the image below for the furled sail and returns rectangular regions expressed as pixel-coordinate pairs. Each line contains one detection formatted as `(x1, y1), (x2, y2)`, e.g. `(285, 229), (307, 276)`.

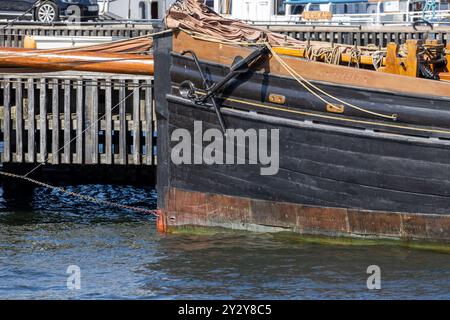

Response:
(0, 47), (153, 75)
(0, 26), (154, 74)
(0, 0), (447, 78)
(165, 0), (449, 80)
(165, 0), (306, 47)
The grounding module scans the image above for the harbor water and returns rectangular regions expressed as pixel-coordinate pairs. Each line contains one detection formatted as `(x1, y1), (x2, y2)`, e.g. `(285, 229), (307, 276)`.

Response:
(0, 184), (449, 299)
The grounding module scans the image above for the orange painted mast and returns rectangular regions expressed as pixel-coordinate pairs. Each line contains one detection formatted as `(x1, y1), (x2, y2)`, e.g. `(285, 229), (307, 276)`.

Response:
(0, 47), (154, 75)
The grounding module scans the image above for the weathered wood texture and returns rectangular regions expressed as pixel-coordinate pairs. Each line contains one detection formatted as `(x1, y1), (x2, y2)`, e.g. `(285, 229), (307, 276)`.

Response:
(0, 72), (156, 166)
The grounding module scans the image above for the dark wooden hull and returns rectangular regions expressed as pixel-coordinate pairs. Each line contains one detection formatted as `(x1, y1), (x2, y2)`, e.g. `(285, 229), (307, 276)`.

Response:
(153, 32), (450, 243)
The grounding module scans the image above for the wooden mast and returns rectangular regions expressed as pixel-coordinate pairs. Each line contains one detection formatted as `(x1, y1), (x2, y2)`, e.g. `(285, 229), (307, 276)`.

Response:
(0, 47), (154, 75)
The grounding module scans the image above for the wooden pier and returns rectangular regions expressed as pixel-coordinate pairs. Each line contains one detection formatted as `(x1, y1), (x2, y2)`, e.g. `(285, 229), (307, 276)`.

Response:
(0, 71), (155, 167)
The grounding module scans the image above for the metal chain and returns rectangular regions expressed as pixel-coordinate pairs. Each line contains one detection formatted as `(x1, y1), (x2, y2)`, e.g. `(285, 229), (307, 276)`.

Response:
(0, 171), (159, 216)
(0, 18), (170, 218)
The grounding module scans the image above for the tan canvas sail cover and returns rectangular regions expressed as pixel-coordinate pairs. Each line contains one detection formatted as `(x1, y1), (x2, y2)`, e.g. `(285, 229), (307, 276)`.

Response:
(164, 0), (389, 67)
(165, 0), (306, 47)
(0, 0), (379, 74)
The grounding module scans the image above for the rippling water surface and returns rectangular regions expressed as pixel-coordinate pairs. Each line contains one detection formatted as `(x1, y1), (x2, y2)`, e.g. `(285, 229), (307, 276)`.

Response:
(0, 185), (449, 299)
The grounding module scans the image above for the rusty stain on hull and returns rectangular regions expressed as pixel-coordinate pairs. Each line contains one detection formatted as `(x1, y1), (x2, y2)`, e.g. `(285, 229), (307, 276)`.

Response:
(162, 187), (450, 243)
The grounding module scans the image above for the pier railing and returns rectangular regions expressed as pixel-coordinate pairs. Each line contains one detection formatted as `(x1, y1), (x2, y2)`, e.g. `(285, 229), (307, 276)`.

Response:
(1, 22), (450, 47)
(0, 23), (156, 48)
(256, 25), (450, 46)
(0, 72), (155, 166)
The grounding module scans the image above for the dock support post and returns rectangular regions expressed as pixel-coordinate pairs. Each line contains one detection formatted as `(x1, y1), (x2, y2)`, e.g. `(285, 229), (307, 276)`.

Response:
(27, 78), (35, 163)
(39, 79), (47, 163)
(76, 80), (83, 164)
(132, 79), (141, 165)
(91, 80), (99, 164)
(3, 80), (11, 163)
(105, 83), (112, 165)
(15, 80), (24, 163)
(63, 79), (71, 164)
(119, 80), (127, 165)
(52, 79), (59, 164)
(145, 79), (153, 166)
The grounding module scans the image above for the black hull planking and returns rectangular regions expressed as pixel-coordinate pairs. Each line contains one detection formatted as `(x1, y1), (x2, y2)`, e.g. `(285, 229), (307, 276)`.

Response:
(153, 34), (450, 242)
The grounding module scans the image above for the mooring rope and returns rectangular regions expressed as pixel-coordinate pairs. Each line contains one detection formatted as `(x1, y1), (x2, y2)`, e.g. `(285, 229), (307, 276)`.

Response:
(348, 46), (362, 68)
(0, 29), (171, 217)
(371, 50), (385, 70)
(0, 85), (159, 217)
(265, 42), (398, 121)
(0, 27), (400, 216)
(0, 171), (159, 217)
(184, 86), (450, 137)
(178, 29), (397, 121)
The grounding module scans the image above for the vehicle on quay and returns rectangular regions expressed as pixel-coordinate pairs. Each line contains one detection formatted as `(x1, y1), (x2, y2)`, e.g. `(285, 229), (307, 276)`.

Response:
(0, 0), (99, 23)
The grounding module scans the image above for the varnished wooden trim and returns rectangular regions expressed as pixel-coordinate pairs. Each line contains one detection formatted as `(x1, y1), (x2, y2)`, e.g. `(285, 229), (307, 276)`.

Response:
(172, 31), (450, 99)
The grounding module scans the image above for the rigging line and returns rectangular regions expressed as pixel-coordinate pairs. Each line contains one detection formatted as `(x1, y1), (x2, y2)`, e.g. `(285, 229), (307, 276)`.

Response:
(179, 28), (383, 51)
(265, 42), (398, 121)
(23, 84), (143, 178)
(0, 171), (159, 216)
(177, 29), (397, 121)
(185, 87), (450, 136)
(0, 0), (52, 30)
(223, 95), (450, 136)
(270, 48), (340, 109)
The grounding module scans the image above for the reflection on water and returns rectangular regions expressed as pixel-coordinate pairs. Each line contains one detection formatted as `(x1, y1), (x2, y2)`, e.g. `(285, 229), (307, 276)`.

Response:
(0, 185), (449, 299)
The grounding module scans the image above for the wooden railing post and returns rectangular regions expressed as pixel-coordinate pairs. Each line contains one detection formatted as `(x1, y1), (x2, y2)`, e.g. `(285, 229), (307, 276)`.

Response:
(0, 73), (154, 167)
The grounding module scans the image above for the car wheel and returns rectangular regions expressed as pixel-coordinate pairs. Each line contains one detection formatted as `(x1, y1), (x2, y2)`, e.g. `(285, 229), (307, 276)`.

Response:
(35, 2), (59, 23)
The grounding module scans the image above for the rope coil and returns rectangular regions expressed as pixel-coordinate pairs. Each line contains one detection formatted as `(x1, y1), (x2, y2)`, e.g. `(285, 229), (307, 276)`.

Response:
(178, 29), (398, 121)
(265, 42), (398, 121)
